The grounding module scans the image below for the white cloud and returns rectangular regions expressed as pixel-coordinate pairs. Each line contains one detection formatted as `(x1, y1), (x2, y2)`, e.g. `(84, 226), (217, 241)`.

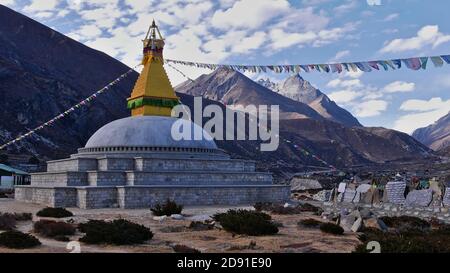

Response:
(23, 0), (59, 12)
(327, 78), (362, 89)
(334, 0), (358, 16)
(269, 28), (317, 50)
(268, 22), (358, 51)
(0, 0), (16, 6)
(211, 0), (289, 30)
(328, 90), (362, 104)
(232, 31), (267, 54)
(367, 0), (381, 6)
(399, 97), (450, 112)
(330, 50), (350, 62)
(302, 0), (331, 5)
(380, 25), (450, 53)
(354, 100), (388, 117)
(382, 81), (415, 93)
(383, 13), (398, 22)
(394, 98), (450, 134)
(70, 24), (103, 40)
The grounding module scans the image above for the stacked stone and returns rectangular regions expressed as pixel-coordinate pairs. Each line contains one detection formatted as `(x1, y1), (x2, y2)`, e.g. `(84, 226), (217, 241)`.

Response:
(444, 188), (450, 207)
(385, 181), (406, 205)
(312, 190), (331, 202)
(405, 189), (432, 207)
(343, 189), (357, 203)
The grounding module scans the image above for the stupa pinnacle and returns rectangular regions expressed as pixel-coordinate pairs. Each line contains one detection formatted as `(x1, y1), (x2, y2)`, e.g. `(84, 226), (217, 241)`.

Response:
(127, 20), (179, 117)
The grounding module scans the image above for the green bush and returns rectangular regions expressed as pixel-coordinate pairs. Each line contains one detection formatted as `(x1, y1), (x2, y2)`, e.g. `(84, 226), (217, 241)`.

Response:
(0, 231), (41, 249)
(79, 219), (153, 245)
(13, 213), (33, 221)
(319, 223), (344, 235)
(213, 209), (278, 236)
(151, 199), (183, 216)
(34, 220), (76, 238)
(355, 220), (450, 253)
(0, 213), (16, 230)
(172, 244), (201, 253)
(354, 227), (450, 253)
(379, 216), (430, 231)
(298, 218), (322, 228)
(254, 202), (323, 215)
(36, 207), (73, 218)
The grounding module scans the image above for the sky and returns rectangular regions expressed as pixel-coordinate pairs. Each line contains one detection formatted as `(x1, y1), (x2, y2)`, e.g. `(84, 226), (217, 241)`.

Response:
(1, 0), (450, 134)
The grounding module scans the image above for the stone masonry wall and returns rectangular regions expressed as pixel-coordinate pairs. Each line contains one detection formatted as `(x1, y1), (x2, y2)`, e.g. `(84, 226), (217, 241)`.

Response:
(31, 172), (88, 186)
(47, 158), (97, 172)
(135, 158), (255, 172)
(87, 171), (126, 186)
(117, 185), (291, 209)
(126, 172), (273, 186)
(77, 187), (118, 209)
(15, 186), (78, 207)
(97, 158), (134, 171)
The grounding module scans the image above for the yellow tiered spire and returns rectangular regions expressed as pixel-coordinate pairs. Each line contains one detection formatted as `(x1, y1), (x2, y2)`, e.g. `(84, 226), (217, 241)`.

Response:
(127, 20), (179, 117)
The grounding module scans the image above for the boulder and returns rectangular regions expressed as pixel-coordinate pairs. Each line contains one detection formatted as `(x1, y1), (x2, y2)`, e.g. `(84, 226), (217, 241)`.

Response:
(188, 221), (215, 231)
(405, 189), (432, 207)
(312, 190), (332, 202)
(340, 214), (357, 232)
(153, 215), (167, 222)
(171, 214), (184, 220)
(359, 208), (372, 219)
(351, 217), (362, 232)
(291, 178), (322, 191)
(188, 214), (213, 222)
(363, 217), (388, 231)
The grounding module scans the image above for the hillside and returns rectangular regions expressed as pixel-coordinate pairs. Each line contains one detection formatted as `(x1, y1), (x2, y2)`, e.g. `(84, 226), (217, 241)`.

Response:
(413, 111), (450, 151)
(258, 74), (362, 127)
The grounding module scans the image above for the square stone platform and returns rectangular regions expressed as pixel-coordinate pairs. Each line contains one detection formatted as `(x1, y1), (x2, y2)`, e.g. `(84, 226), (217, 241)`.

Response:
(15, 154), (290, 209)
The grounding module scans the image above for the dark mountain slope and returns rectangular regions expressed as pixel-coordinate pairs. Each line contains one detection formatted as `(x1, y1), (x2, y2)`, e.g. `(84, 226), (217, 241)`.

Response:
(413, 111), (450, 151)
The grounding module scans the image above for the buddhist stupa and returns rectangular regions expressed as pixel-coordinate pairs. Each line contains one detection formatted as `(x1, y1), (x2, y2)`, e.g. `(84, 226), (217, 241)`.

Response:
(127, 20), (179, 117)
(15, 22), (289, 209)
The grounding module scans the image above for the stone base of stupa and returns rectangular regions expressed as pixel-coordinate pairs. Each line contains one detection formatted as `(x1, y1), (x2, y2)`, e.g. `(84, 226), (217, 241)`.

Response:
(15, 153), (290, 209)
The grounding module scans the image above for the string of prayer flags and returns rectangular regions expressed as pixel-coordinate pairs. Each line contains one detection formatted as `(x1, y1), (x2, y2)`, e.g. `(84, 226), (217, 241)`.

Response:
(165, 54), (450, 74)
(0, 65), (140, 150)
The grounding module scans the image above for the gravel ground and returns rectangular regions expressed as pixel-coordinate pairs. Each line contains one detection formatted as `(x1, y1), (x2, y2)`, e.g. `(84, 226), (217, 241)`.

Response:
(0, 199), (360, 253)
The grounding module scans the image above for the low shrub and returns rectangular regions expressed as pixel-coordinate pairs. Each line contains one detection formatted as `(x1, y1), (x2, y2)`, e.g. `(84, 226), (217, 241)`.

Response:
(34, 220), (76, 238)
(0, 213), (16, 230)
(151, 199), (183, 216)
(13, 213), (33, 221)
(298, 218), (322, 228)
(254, 202), (323, 215)
(36, 207), (73, 218)
(354, 227), (450, 253)
(79, 219), (153, 245)
(213, 210), (278, 236)
(319, 223), (344, 235)
(172, 244), (201, 253)
(54, 235), (71, 242)
(298, 203), (324, 215)
(0, 231), (41, 249)
(379, 216), (430, 231)
(254, 202), (271, 212)
(188, 221), (214, 231)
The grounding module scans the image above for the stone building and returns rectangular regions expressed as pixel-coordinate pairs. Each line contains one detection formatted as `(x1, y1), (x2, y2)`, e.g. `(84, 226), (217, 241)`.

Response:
(15, 21), (289, 209)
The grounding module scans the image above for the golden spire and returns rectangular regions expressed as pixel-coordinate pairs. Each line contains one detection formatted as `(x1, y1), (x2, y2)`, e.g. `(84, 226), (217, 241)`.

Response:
(127, 20), (179, 117)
